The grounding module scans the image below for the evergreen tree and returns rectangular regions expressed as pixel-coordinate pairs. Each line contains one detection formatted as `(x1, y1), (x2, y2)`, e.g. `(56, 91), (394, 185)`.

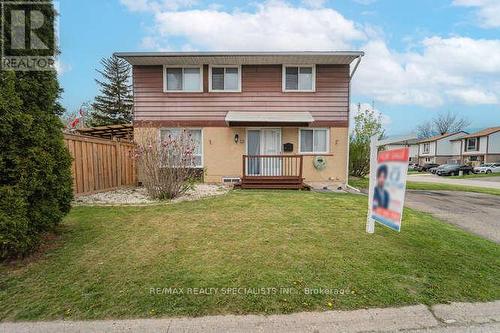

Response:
(0, 1), (73, 259)
(89, 55), (133, 126)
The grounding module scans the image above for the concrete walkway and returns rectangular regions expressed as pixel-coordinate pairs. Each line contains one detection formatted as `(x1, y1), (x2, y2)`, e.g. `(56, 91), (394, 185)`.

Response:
(408, 174), (500, 189)
(2, 301), (499, 332)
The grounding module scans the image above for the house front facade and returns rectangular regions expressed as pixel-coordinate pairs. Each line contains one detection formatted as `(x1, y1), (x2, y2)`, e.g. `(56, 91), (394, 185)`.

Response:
(451, 126), (500, 165)
(385, 137), (419, 163)
(417, 132), (466, 165)
(117, 52), (363, 188)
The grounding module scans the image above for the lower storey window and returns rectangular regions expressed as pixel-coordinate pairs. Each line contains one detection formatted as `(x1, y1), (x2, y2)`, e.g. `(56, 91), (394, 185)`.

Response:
(160, 128), (203, 167)
(299, 128), (329, 153)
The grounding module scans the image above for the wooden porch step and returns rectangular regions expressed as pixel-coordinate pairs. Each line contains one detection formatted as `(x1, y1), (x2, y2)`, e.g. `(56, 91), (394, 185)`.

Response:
(240, 183), (304, 189)
(242, 179), (303, 185)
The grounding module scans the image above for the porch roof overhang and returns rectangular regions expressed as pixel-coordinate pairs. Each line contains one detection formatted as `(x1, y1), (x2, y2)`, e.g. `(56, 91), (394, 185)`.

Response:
(225, 111), (314, 127)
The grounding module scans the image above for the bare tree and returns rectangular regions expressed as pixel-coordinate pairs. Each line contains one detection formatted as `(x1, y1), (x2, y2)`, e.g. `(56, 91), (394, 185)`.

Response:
(434, 111), (470, 135)
(417, 111), (470, 139)
(416, 121), (434, 139)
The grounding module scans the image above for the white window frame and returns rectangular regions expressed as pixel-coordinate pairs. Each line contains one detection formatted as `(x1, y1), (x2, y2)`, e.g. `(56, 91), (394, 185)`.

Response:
(466, 138), (479, 151)
(163, 65), (203, 93)
(208, 65), (242, 92)
(282, 64), (316, 92)
(159, 128), (204, 168)
(298, 128), (329, 154)
(422, 143), (430, 154)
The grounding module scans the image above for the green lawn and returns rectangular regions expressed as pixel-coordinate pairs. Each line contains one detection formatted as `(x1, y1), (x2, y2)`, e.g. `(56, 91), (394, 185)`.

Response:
(449, 173), (500, 179)
(349, 177), (500, 196)
(1, 191), (499, 321)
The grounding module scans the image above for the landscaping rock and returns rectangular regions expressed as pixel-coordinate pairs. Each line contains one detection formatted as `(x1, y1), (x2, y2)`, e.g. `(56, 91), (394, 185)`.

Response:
(73, 184), (229, 206)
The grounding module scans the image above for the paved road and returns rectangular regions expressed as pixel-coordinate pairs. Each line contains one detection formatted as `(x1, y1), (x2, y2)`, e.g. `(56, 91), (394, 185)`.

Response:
(408, 174), (500, 189)
(405, 190), (500, 243)
(1, 301), (499, 332)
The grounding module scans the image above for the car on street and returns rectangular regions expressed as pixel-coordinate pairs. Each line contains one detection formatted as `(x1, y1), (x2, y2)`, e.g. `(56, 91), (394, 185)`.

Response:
(417, 163), (440, 172)
(430, 164), (449, 174)
(408, 163), (419, 170)
(437, 164), (474, 176)
(473, 163), (500, 174)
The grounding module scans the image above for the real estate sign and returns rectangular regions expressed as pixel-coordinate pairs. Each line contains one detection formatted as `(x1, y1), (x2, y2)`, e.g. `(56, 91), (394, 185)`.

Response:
(369, 147), (410, 232)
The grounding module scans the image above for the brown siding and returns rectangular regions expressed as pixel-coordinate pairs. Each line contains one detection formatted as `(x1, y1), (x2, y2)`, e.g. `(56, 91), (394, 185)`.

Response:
(133, 64), (349, 127)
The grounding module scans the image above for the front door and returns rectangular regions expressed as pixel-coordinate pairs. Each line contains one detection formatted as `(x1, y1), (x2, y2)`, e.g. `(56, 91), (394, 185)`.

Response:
(247, 129), (281, 176)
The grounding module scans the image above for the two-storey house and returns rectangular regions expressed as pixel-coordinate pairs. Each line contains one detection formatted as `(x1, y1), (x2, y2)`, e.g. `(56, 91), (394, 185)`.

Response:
(384, 137), (419, 163)
(417, 132), (467, 165)
(451, 126), (500, 165)
(117, 51), (363, 189)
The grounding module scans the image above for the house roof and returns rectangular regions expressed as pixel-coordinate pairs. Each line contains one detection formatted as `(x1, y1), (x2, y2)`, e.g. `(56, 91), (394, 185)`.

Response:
(454, 126), (500, 140)
(386, 138), (419, 145)
(115, 51), (364, 66)
(417, 131), (467, 144)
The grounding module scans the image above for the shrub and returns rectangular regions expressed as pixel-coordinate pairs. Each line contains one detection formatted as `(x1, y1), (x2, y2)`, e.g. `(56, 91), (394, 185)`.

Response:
(0, 3), (73, 259)
(135, 128), (197, 200)
(0, 187), (32, 259)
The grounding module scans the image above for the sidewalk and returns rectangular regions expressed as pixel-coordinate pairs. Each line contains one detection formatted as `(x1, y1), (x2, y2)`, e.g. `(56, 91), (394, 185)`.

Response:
(1, 301), (499, 332)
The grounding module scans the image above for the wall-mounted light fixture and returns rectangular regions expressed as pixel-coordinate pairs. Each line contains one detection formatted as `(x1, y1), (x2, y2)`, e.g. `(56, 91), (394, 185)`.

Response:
(234, 133), (239, 144)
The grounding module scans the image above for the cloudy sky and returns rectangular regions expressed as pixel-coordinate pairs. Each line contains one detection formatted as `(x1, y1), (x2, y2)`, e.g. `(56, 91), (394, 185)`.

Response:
(58, 0), (500, 134)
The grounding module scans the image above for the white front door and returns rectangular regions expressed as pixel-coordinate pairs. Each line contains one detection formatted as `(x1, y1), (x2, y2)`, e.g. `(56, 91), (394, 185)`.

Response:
(247, 129), (282, 176)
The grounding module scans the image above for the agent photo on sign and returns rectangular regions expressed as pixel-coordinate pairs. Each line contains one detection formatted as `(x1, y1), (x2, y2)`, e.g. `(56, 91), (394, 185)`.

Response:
(373, 164), (390, 210)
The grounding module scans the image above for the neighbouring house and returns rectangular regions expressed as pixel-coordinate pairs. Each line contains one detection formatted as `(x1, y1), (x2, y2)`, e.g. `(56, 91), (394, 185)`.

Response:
(384, 136), (419, 163)
(116, 51), (363, 189)
(417, 132), (467, 165)
(451, 126), (500, 165)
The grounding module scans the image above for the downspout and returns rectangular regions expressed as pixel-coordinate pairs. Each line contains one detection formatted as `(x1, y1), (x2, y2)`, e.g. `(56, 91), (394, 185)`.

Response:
(346, 55), (363, 189)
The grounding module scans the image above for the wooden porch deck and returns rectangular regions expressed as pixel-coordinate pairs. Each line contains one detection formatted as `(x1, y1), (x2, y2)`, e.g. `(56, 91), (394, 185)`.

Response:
(236, 155), (305, 190)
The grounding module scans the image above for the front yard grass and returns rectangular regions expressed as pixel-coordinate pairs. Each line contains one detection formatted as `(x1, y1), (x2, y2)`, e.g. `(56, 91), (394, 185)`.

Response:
(349, 177), (500, 196)
(449, 173), (500, 179)
(1, 190), (499, 321)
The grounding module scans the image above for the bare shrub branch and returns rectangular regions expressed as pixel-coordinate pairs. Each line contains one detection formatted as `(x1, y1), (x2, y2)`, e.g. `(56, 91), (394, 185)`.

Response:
(134, 128), (197, 200)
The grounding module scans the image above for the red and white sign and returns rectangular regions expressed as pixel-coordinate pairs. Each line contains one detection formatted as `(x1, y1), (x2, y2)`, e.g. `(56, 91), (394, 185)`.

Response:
(370, 148), (410, 232)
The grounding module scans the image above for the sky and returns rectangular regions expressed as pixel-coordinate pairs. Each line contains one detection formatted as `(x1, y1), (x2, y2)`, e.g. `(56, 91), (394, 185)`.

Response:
(58, 0), (500, 135)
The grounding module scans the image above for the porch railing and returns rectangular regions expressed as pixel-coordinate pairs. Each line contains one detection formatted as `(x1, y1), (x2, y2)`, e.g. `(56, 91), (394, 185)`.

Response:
(242, 155), (303, 178)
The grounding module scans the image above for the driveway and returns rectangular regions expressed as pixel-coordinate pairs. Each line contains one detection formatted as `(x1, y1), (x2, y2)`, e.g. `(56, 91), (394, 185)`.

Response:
(407, 174), (500, 189)
(405, 190), (500, 243)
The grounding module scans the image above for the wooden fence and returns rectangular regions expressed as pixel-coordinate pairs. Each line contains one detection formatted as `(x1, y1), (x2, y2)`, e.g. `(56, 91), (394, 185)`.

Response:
(63, 134), (137, 196)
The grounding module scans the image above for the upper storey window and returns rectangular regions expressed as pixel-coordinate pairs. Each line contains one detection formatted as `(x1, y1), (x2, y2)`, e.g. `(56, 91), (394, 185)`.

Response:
(209, 66), (241, 92)
(283, 65), (315, 92)
(164, 66), (203, 92)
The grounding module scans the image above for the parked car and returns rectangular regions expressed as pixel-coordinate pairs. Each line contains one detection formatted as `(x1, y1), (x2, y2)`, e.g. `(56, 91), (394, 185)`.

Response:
(417, 163), (440, 172)
(437, 164), (474, 176)
(429, 166), (439, 174)
(473, 163), (500, 174)
(408, 163), (419, 170)
(431, 164), (456, 174)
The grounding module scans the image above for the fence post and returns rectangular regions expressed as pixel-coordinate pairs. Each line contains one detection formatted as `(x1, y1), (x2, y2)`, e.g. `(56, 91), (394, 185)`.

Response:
(115, 140), (122, 187)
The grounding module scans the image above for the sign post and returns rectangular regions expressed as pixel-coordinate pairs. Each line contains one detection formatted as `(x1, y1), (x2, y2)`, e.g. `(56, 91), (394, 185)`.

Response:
(367, 135), (412, 233)
(366, 136), (378, 234)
